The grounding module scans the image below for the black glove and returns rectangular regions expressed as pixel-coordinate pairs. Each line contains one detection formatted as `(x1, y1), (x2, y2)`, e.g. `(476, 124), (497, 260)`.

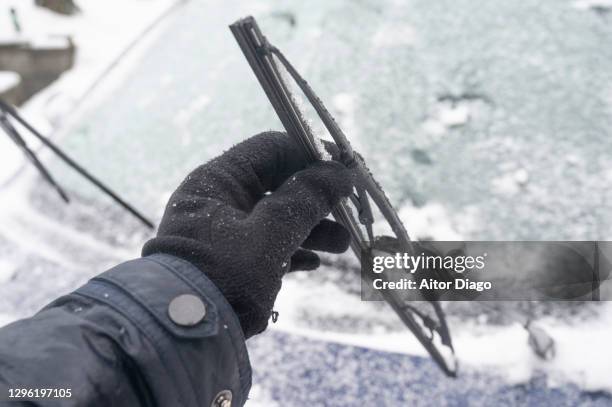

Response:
(143, 132), (353, 338)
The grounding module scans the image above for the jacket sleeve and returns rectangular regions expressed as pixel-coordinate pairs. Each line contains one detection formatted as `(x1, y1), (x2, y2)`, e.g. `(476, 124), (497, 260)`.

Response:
(0, 254), (252, 407)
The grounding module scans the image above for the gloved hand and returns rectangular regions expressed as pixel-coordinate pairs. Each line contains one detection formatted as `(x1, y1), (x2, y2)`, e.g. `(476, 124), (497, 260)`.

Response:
(143, 132), (353, 338)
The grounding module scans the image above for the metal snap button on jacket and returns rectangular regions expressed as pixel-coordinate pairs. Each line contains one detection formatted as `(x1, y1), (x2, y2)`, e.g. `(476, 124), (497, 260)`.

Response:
(168, 294), (206, 326)
(211, 390), (232, 407)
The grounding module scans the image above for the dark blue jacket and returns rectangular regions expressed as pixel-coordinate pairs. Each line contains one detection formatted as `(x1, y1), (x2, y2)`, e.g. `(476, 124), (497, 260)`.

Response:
(0, 254), (252, 406)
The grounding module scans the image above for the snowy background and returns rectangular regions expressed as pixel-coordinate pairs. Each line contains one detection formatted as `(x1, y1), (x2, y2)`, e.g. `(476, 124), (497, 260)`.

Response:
(1, 0), (612, 405)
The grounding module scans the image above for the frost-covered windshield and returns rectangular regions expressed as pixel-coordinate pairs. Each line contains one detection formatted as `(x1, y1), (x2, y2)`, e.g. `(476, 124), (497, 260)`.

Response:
(55, 0), (612, 241)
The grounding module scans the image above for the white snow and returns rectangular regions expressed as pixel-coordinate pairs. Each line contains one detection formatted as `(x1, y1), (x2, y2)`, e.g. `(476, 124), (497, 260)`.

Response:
(0, 258), (15, 284)
(422, 101), (471, 136)
(244, 385), (280, 407)
(371, 24), (417, 48)
(399, 202), (465, 240)
(436, 102), (471, 128)
(274, 276), (612, 393)
(565, 154), (581, 167)
(421, 118), (447, 136)
(0, 71), (20, 92)
(0, 313), (13, 328)
(491, 168), (530, 196)
(0, 0), (179, 184)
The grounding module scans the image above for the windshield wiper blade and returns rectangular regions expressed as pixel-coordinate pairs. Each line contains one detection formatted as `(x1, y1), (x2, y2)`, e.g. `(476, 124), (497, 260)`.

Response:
(0, 99), (154, 229)
(230, 16), (457, 377)
(0, 110), (70, 203)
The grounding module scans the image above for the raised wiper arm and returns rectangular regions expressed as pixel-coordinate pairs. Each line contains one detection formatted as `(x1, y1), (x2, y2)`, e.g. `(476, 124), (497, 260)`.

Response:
(230, 16), (458, 377)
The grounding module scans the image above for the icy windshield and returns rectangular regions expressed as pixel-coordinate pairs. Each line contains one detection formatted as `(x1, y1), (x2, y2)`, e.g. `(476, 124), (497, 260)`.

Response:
(55, 0), (612, 241)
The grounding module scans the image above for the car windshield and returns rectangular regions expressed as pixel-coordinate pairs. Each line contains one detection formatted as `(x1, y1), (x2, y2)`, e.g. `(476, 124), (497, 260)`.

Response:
(53, 0), (612, 242)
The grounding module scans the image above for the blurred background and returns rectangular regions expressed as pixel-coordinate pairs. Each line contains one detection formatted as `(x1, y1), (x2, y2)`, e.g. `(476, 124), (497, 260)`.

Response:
(1, 0), (611, 405)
